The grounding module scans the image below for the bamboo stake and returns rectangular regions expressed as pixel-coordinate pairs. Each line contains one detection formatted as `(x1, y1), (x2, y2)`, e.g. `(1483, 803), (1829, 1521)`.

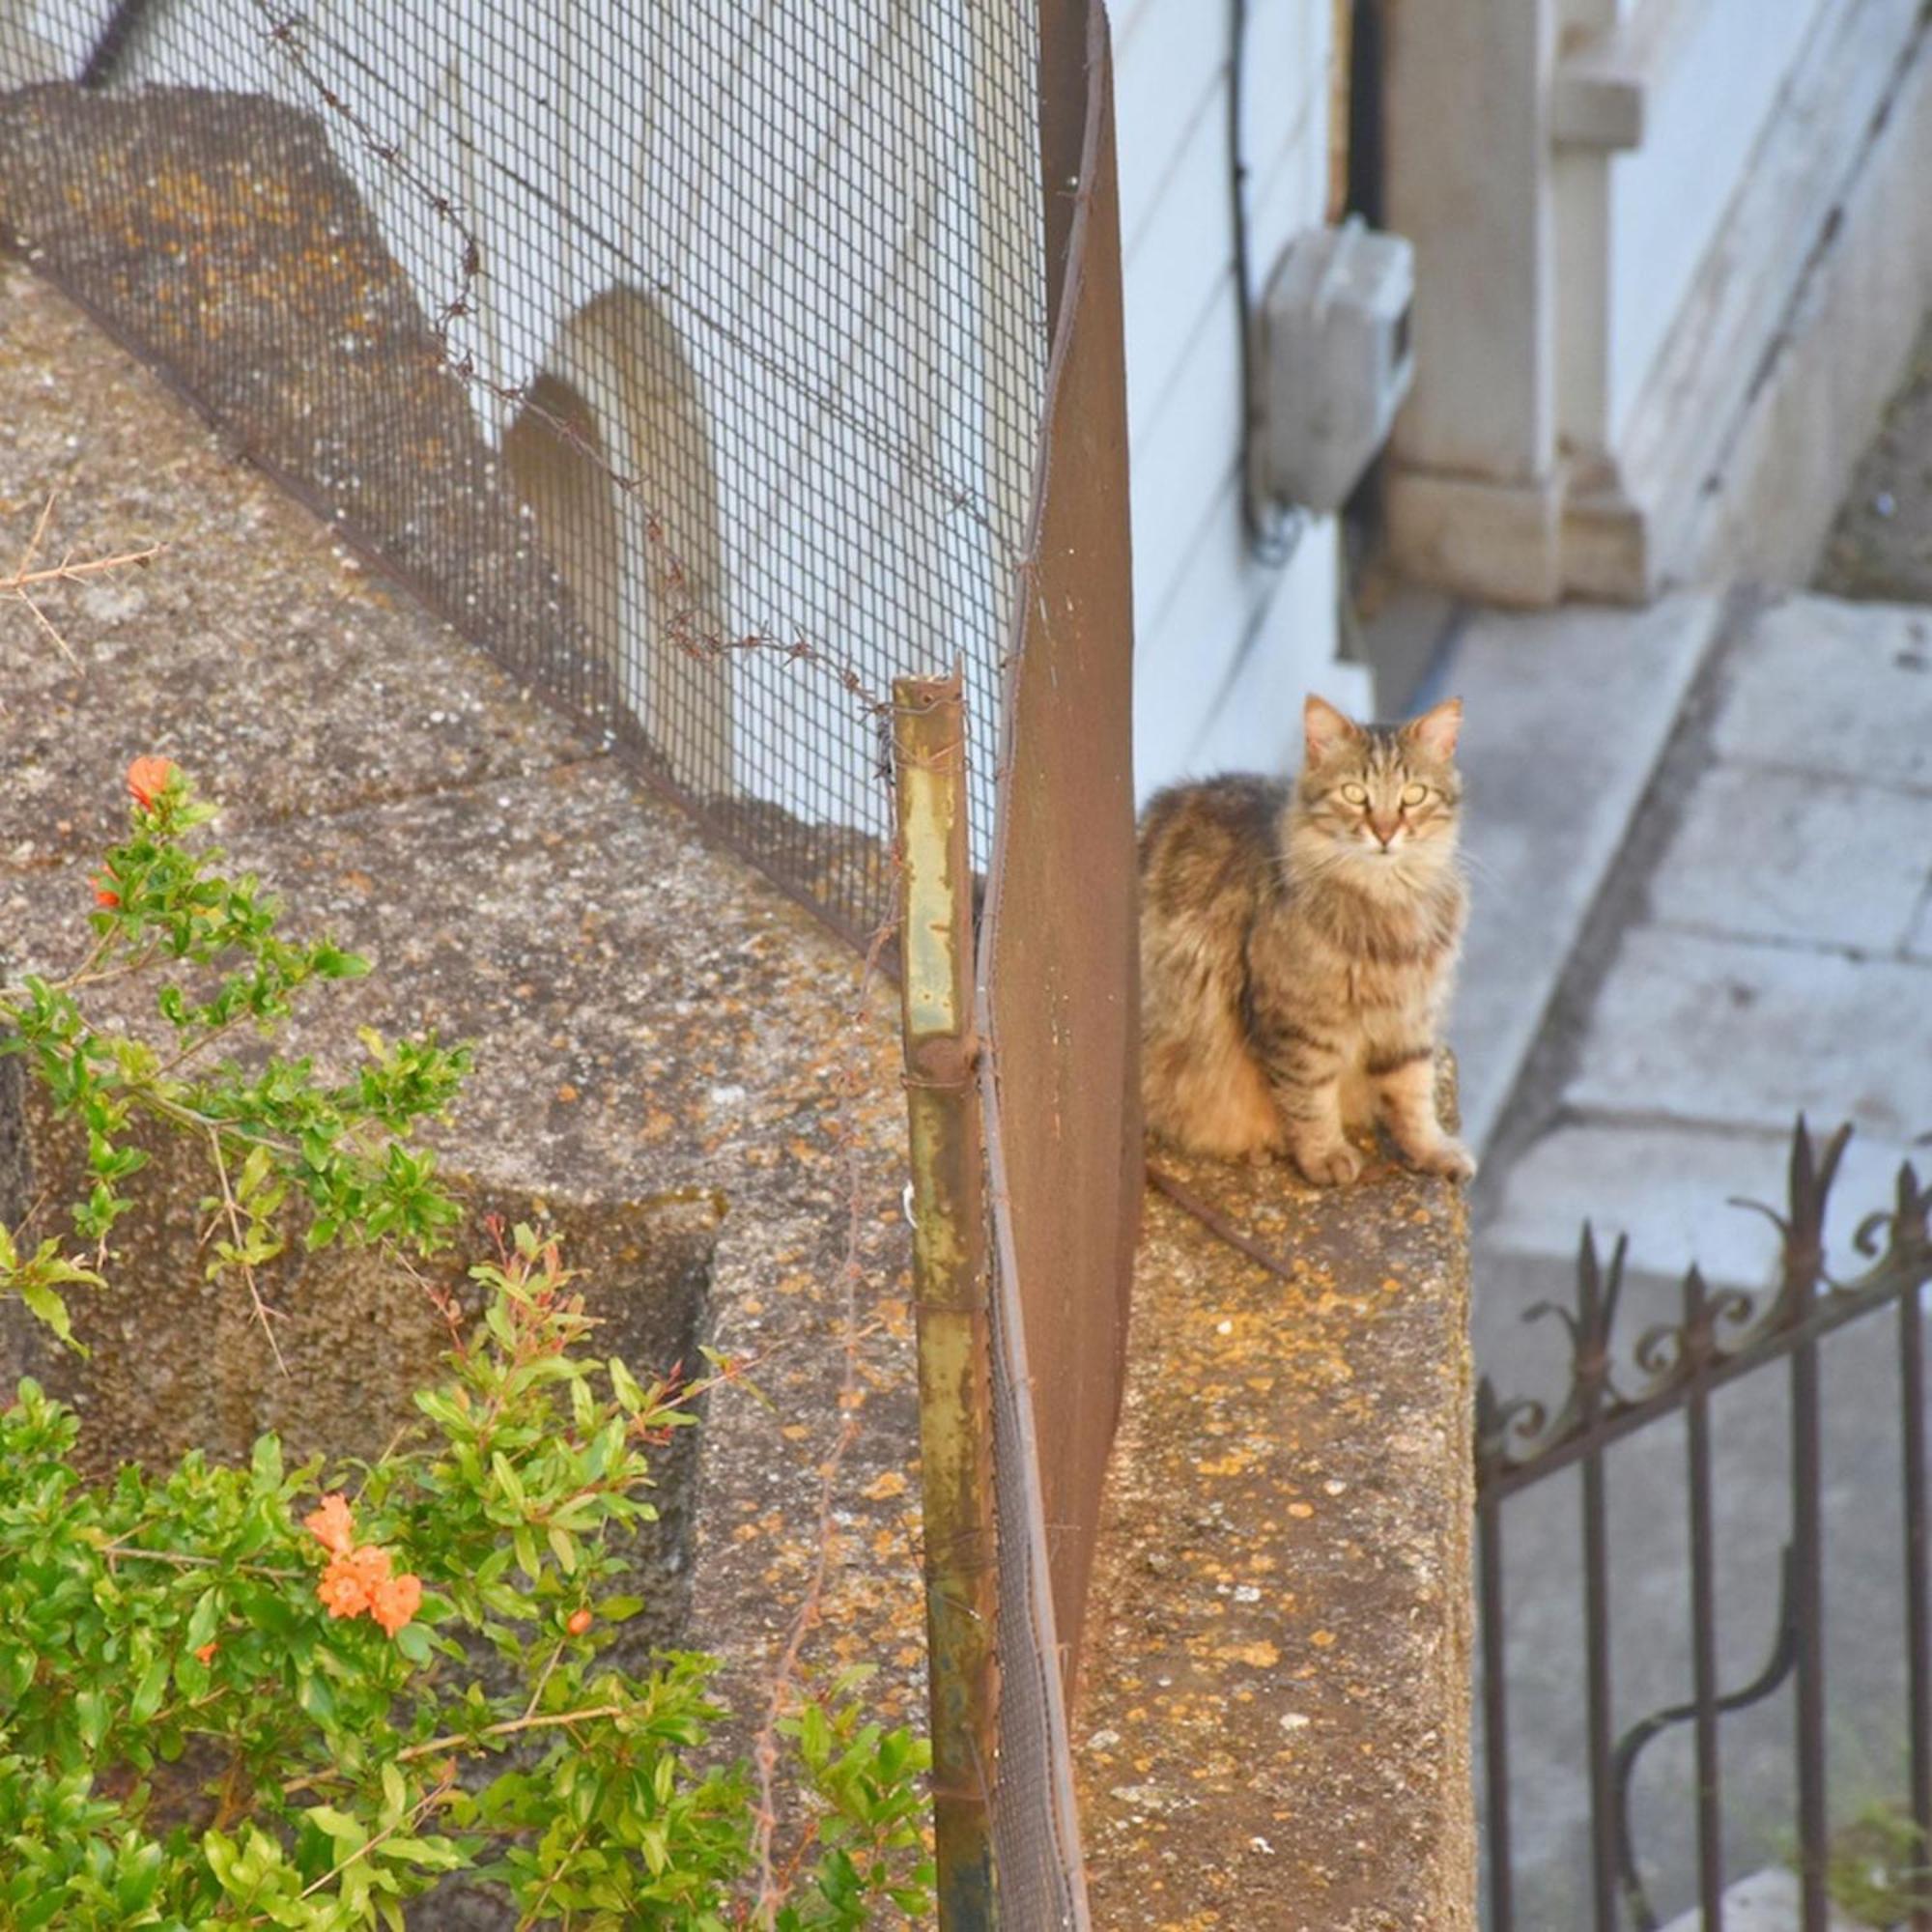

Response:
(893, 671), (999, 1929)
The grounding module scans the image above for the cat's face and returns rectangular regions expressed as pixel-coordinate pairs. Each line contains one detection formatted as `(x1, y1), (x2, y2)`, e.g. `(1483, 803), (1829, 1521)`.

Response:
(1293, 695), (1463, 873)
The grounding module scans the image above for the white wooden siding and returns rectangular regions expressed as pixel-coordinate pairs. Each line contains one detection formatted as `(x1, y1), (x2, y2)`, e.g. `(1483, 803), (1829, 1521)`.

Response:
(1116, 0), (1361, 801)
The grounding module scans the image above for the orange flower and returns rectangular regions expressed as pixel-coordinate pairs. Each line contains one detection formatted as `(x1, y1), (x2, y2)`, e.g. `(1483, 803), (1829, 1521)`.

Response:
(318, 1549), (373, 1620)
(92, 873), (120, 908)
(125, 755), (177, 810)
(346, 1544), (392, 1589)
(195, 1640), (218, 1665)
(370, 1571), (423, 1636)
(566, 1607), (593, 1637)
(303, 1493), (356, 1555)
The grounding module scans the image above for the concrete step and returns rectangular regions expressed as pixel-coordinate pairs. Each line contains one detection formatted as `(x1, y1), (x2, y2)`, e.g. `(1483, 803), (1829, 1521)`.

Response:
(1479, 1119), (1923, 1293)
(1430, 594), (1722, 1155)
(1659, 1866), (1872, 1932)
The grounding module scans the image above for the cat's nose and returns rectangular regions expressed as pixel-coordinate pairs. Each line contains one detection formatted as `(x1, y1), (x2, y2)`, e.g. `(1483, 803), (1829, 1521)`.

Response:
(1370, 815), (1401, 848)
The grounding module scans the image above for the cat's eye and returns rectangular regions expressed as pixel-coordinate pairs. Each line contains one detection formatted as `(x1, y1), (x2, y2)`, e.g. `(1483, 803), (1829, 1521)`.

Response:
(1401, 782), (1429, 808)
(1340, 782), (1369, 807)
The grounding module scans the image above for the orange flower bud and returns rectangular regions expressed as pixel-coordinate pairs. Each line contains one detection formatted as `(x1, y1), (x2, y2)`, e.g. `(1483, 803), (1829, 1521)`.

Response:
(370, 1571), (423, 1636)
(566, 1607), (592, 1636)
(125, 755), (178, 810)
(92, 874), (120, 907)
(303, 1493), (356, 1556)
(195, 1640), (218, 1664)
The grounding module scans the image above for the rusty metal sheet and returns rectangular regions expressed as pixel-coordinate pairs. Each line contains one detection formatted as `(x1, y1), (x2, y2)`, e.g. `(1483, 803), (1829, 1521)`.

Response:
(981, 0), (1138, 1693)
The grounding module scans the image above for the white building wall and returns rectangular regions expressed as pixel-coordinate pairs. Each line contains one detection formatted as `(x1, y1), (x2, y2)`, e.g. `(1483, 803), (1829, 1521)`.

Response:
(1112, 0), (1368, 806)
(17, 0), (1370, 813)
(1604, 0), (1828, 440)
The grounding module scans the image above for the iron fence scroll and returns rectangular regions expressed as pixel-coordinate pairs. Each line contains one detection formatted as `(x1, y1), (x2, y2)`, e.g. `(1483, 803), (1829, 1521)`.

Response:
(1477, 1120), (1932, 1932)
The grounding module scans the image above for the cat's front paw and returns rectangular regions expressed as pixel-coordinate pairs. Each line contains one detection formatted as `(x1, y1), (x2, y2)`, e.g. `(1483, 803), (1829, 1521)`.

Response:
(1293, 1139), (1363, 1187)
(1412, 1138), (1477, 1183)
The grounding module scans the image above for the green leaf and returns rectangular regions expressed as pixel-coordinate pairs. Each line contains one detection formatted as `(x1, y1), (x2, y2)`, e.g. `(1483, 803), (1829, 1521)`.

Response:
(17, 1281), (81, 1353)
(74, 1688), (108, 1751)
(185, 1588), (222, 1650)
(609, 1358), (645, 1415)
(128, 1653), (169, 1723)
(489, 1452), (526, 1512)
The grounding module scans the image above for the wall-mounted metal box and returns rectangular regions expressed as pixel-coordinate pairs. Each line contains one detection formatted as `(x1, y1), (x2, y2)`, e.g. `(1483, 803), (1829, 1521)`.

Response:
(1250, 218), (1414, 518)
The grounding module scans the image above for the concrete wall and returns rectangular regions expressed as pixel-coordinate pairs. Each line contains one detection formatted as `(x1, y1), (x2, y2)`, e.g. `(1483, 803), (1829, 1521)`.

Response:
(1388, 0), (1929, 605)
(1599, 0), (1827, 444)
(1112, 0), (1367, 803)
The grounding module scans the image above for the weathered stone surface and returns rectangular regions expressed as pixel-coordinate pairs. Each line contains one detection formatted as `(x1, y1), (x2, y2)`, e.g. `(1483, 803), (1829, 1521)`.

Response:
(1710, 594), (1932, 791)
(1646, 763), (1931, 954)
(1080, 1131), (1474, 1932)
(1569, 926), (1932, 1142)
(0, 266), (930, 1746)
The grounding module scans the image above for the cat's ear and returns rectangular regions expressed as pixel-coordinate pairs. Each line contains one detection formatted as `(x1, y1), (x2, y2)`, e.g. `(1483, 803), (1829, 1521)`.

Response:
(1303, 694), (1362, 762)
(1402, 696), (1463, 761)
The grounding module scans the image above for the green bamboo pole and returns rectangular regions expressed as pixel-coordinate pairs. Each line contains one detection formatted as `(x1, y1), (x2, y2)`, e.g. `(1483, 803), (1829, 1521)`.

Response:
(893, 671), (999, 1929)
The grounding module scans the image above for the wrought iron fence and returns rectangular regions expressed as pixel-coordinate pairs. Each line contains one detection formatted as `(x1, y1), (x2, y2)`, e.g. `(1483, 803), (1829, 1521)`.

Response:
(1477, 1120), (1932, 1931)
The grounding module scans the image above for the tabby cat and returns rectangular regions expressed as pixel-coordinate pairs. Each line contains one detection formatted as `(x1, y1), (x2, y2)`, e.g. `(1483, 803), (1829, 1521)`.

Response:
(1138, 694), (1473, 1186)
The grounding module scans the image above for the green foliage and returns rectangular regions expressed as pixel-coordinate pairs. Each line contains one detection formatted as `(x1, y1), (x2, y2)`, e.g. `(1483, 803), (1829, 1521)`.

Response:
(0, 760), (469, 1294)
(1818, 1802), (1932, 1927)
(0, 764), (934, 1926)
(0, 1234), (932, 1926)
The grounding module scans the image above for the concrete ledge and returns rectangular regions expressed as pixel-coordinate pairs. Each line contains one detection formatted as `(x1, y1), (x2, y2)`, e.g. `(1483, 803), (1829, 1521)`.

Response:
(1383, 467), (1564, 611)
(1078, 1135), (1474, 1930)
(0, 265), (930, 1725)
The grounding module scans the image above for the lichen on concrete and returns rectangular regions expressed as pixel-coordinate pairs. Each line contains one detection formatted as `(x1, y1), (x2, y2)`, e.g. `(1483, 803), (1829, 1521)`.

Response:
(1078, 1138), (1476, 1931)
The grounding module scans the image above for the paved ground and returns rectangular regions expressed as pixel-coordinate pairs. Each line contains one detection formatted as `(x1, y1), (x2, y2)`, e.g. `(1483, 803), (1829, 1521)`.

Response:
(1411, 314), (1932, 1925)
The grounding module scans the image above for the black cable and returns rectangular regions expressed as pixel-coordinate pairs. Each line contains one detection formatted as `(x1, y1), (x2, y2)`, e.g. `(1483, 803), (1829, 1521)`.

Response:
(1229, 0), (1303, 567)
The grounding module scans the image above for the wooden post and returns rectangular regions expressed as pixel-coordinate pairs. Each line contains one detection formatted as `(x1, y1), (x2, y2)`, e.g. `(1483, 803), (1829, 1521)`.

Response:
(893, 671), (998, 1929)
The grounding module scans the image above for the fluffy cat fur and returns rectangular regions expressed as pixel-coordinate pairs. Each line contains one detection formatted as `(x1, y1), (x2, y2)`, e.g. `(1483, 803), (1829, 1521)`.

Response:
(1138, 694), (1474, 1186)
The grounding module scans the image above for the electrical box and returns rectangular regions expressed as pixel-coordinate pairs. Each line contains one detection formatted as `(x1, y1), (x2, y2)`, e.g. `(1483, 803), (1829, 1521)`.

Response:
(1250, 218), (1414, 518)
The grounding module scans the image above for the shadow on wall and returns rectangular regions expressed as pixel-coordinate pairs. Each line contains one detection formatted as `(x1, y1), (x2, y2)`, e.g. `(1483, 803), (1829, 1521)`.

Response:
(503, 286), (732, 796)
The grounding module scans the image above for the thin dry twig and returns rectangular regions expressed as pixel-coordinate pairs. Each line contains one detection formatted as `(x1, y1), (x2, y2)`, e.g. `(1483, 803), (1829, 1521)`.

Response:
(290, 1771), (457, 1907)
(206, 1126), (292, 1378)
(281, 1699), (650, 1800)
(516, 1819), (594, 1931)
(748, 895), (901, 1925)
(2, 493), (161, 673)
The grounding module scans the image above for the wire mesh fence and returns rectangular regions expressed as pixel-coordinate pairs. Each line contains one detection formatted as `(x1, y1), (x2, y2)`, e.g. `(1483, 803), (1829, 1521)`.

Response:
(0, 0), (1044, 944)
(2, 2), (1137, 1920)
